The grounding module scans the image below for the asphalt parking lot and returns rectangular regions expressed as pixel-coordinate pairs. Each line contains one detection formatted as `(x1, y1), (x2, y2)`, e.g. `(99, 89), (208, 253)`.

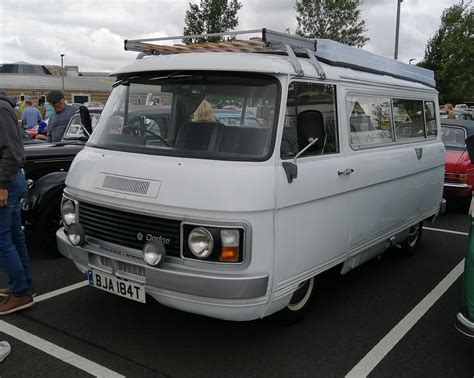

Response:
(1, 205), (473, 377)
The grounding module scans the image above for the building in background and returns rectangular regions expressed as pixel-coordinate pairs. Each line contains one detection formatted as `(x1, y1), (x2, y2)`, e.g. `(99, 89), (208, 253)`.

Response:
(0, 62), (114, 106)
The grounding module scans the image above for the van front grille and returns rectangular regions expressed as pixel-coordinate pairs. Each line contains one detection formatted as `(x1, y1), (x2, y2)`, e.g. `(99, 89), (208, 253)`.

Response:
(79, 202), (181, 257)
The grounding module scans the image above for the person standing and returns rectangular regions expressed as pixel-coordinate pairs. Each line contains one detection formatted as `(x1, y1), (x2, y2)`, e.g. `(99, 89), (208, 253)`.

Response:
(44, 100), (55, 120)
(36, 97), (46, 120)
(0, 91), (34, 315)
(21, 99), (42, 129)
(46, 90), (78, 142)
(444, 103), (456, 119)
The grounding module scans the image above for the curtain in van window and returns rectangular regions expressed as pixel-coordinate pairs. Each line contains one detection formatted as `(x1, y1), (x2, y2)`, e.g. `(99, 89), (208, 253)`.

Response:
(347, 96), (392, 147)
(393, 99), (425, 140)
(424, 101), (438, 137)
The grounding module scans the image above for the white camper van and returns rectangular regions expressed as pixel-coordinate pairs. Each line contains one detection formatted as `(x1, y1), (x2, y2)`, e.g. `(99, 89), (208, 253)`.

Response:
(58, 29), (444, 322)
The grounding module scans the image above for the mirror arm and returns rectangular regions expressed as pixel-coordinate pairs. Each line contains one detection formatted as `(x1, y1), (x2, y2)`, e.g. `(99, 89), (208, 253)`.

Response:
(80, 125), (91, 138)
(293, 137), (318, 164)
(282, 138), (318, 183)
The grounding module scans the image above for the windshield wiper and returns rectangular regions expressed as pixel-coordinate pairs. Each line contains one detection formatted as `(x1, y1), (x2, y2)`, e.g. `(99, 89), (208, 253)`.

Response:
(150, 72), (192, 81)
(113, 75), (141, 88)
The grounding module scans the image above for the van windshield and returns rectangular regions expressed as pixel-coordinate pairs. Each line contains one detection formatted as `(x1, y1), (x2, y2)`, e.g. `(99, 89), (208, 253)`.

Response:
(88, 72), (279, 161)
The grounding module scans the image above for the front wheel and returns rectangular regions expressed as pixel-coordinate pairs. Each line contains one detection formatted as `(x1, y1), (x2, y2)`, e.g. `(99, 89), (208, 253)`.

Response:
(273, 277), (315, 325)
(401, 221), (423, 255)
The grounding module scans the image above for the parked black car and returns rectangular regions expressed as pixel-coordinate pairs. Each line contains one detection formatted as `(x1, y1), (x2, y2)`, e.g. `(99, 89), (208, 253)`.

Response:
(22, 108), (101, 253)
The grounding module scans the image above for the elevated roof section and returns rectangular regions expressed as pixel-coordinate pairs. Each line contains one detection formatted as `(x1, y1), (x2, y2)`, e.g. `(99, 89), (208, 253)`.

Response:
(315, 39), (435, 88)
(121, 28), (435, 88)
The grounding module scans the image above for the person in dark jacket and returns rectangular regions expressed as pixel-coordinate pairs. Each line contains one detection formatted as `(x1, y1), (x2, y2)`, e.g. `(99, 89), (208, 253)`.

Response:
(0, 91), (34, 315)
(46, 90), (78, 142)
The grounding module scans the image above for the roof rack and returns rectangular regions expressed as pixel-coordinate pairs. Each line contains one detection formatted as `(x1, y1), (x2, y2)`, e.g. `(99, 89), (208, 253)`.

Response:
(124, 28), (435, 87)
(124, 28), (326, 79)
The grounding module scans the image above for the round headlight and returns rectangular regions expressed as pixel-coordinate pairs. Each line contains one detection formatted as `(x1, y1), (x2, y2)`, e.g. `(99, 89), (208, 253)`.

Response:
(188, 227), (214, 258)
(143, 241), (166, 266)
(61, 200), (76, 226)
(67, 223), (85, 246)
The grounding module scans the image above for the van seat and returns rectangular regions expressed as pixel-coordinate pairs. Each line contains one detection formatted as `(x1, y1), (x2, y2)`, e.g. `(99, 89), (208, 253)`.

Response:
(175, 122), (222, 151)
(217, 127), (270, 156)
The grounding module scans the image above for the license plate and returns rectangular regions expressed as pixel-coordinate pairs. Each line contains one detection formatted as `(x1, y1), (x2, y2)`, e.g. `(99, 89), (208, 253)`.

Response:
(87, 270), (146, 303)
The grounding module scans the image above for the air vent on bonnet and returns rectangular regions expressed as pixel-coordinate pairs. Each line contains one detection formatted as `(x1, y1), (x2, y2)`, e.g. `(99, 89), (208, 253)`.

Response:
(103, 175), (150, 195)
(94, 173), (161, 198)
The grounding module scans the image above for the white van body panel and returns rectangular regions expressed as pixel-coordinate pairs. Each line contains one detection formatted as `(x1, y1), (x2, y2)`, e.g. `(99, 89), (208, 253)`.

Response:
(58, 44), (444, 321)
(66, 147), (276, 212)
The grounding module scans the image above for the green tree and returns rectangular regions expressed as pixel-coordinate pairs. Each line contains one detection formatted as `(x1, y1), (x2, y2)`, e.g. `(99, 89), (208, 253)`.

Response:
(183, 0), (242, 44)
(418, 2), (474, 103)
(295, 0), (369, 47)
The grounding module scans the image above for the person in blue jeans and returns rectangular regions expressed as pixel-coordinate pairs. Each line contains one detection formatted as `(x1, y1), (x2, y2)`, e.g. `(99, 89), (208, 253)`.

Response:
(0, 91), (34, 315)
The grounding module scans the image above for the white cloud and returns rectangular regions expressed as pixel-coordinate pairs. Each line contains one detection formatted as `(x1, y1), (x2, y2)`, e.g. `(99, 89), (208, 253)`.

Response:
(0, 0), (462, 71)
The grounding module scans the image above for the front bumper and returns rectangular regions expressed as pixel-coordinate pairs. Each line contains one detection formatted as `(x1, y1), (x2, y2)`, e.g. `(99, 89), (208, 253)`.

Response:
(455, 311), (474, 338)
(57, 228), (270, 320)
(443, 183), (472, 198)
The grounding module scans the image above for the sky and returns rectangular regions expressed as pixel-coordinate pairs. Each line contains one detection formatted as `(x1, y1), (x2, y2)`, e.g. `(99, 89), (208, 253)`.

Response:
(0, 0), (461, 73)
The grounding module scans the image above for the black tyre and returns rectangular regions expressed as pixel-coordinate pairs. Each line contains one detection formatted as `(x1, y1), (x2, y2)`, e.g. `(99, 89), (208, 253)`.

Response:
(33, 195), (63, 255)
(401, 222), (423, 255)
(459, 197), (472, 213)
(273, 277), (315, 325)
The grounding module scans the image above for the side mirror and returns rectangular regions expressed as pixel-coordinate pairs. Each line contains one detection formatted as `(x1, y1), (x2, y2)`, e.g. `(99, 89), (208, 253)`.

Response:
(79, 106), (93, 136)
(282, 110), (325, 183)
(466, 135), (474, 163)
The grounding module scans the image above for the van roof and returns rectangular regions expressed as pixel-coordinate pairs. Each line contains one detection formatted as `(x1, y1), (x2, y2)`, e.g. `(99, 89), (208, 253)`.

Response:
(113, 52), (434, 91)
(116, 28), (435, 90)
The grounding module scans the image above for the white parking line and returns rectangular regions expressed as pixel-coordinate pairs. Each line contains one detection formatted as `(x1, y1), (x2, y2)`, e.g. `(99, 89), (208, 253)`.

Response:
(0, 280), (123, 376)
(346, 224), (467, 378)
(35, 280), (88, 303)
(0, 320), (124, 377)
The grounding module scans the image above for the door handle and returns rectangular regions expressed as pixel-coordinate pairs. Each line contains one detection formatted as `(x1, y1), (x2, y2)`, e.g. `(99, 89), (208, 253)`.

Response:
(338, 168), (354, 176)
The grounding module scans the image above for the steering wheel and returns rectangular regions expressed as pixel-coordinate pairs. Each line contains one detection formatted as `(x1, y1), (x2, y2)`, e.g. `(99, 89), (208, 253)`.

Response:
(122, 125), (169, 146)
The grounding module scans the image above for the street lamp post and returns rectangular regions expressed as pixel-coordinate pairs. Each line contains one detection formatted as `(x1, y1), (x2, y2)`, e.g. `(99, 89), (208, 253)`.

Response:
(394, 0), (403, 60)
(60, 53), (65, 92)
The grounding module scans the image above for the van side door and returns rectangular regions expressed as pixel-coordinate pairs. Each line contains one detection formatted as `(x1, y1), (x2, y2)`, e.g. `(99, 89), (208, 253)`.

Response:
(274, 81), (351, 292)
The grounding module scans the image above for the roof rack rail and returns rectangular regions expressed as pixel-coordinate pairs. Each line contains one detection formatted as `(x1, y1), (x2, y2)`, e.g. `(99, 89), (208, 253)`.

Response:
(124, 28), (326, 79)
(124, 28), (435, 87)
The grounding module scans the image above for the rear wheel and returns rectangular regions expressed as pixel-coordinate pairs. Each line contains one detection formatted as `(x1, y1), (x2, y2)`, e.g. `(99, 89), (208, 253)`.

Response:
(401, 222), (423, 255)
(274, 277), (315, 324)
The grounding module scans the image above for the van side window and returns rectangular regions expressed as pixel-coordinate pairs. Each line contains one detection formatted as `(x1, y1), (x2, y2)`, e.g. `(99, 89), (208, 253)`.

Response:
(281, 82), (338, 159)
(424, 101), (438, 137)
(393, 99), (424, 140)
(348, 96), (392, 147)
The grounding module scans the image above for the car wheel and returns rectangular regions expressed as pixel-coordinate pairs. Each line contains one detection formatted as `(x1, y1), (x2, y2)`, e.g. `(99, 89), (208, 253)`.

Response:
(401, 221), (423, 255)
(273, 277), (315, 325)
(33, 195), (62, 255)
(460, 197), (472, 213)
